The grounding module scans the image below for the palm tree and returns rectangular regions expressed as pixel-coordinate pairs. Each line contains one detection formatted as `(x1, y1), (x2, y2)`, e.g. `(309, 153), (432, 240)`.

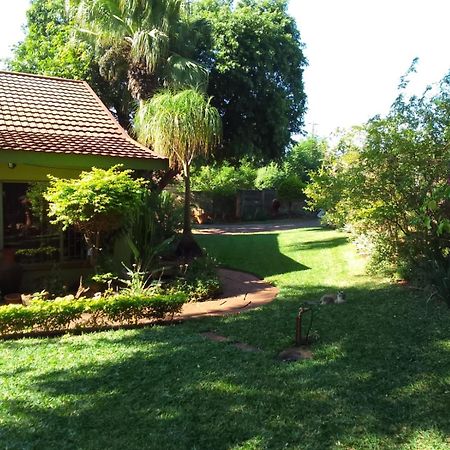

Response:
(73, 0), (208, 100)
(135, 89), (221, 256)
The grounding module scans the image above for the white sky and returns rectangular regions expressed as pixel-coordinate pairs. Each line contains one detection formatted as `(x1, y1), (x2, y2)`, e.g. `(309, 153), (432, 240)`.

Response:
(2, 0), (450, 137)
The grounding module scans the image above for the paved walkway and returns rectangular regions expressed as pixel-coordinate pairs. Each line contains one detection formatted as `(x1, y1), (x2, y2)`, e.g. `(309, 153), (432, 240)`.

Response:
(194, 218), (320, 235)
(176, 268), (279, 320)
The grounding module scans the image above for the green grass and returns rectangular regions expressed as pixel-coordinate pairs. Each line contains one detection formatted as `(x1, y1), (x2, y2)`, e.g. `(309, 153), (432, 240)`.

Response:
(1, 227), (450, 449)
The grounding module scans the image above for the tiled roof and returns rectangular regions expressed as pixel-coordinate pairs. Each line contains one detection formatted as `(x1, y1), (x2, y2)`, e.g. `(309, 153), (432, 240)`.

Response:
(0, 71), (165, 162)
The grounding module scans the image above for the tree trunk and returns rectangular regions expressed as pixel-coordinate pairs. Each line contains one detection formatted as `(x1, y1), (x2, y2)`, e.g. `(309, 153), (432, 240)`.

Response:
(176, 162), (203, 258)
(183, 162), (192, 237)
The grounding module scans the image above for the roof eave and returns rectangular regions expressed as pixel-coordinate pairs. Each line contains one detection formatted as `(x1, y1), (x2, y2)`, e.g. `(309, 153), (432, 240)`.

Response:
(0, 149), (168, 172)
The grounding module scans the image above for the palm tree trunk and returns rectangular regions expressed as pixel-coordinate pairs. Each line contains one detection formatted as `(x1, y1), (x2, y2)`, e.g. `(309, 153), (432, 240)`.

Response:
(183, 162), (192, 237)
(176, 162), (202, 258)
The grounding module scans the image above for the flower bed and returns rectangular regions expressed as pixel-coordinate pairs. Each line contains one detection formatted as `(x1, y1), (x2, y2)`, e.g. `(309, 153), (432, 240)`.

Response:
(0, 292), (187, 337)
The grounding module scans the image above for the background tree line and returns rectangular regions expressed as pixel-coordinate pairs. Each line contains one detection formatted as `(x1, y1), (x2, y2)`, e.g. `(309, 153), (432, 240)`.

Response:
(9, 0), (307, 164)
(306, 64), (450, 304)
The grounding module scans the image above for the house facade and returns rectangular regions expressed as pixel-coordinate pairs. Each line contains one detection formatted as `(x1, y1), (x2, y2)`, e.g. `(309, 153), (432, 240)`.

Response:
(0, 71), (167, 292)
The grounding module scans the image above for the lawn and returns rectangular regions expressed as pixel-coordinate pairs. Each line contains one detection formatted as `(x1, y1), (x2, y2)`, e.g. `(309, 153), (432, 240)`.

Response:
(1, 227), (449, 449)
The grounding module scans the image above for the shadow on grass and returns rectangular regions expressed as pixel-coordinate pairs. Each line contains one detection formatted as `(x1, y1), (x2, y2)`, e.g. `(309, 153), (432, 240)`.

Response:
(196, 233), (310, 277)
(285, 236), (349, 252)
(1, 284), (449, 449)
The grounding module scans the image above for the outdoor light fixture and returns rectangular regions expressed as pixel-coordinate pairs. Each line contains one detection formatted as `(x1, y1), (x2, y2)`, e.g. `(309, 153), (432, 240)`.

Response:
(7, 162), (16, 169)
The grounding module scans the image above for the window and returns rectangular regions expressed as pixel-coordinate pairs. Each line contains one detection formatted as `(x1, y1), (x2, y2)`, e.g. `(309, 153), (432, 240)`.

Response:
(3, 182), (87, 264)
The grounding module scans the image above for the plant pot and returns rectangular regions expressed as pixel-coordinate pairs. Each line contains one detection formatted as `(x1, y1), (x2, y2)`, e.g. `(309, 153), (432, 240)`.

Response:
(4, 293), (22, 304)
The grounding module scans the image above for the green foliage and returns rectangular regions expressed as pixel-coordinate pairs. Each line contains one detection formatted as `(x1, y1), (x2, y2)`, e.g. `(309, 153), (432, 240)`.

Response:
(254, 162), (284, 190)
(0, 292), (187, 336)
(26, 182), (50, 227)
(191, 160), (256, 197)
(73, 0), (208, 99)
(277, 175), (305, 201)
(306, 70), (450, 298)
(8, 0), (93, 80)
(168, 256), (221, 301)
(135, 89), (222, 170)
(126, 190), (182, 269)
(277, 174), (304, 213)
(45, 166), (146, 233)
(193, 0), (307, 162)
(285, 136), (327, 183)
(119, 263), (152, 297)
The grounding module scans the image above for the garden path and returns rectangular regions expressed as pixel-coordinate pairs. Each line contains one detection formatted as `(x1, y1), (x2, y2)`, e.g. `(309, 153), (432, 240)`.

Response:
(178, 219), (321, 320)
(194, 217), (320, 235)
(176, 268), (278, 320)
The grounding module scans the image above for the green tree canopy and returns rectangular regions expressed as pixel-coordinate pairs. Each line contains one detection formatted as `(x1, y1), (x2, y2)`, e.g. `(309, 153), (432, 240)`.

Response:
(8, 0), (134, 130)
(9, 0), (92, 79)
(285, 136), (327, 183)
(193, 0), (307, 162)
(73, 0), (208, 100)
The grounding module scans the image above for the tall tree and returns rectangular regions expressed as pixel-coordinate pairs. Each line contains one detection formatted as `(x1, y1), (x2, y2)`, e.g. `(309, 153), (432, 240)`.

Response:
(73, 0), (208, 101)
(135, 89), (221, 256)
(8, 0), (134, 130)
(193, 0), (307, 162)
(9, 0), (92, 80)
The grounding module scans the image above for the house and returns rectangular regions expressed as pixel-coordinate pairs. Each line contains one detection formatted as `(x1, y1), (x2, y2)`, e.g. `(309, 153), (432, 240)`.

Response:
(0, 71), (167, 292)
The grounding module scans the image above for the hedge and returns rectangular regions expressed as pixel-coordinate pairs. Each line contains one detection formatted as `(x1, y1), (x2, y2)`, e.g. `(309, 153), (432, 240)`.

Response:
(0, 292), (187, 336)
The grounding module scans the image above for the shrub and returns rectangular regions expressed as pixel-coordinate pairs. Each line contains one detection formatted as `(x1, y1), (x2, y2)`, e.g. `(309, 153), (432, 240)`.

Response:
(169, 256), (222, 301)
(255, 162), (285, 190)
(306, 66), (450, 301)
(285, 136), (327, 183)
(277, 175), (305, 214)
(45, 165), (147, 264)
(0, 292), (187, 336)
(191, 160), (257, 197)
(126, 190), (182, 269)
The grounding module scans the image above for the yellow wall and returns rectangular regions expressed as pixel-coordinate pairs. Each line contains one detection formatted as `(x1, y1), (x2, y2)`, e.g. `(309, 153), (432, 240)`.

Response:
(0, 164), (82, 182)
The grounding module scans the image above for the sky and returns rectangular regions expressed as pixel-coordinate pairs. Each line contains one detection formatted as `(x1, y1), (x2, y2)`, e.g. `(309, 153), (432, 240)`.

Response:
(2, 0), (450, 137)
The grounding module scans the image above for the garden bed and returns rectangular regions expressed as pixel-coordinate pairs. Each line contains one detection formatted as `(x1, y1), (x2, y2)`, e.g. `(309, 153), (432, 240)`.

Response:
(0, 292), (187, 338)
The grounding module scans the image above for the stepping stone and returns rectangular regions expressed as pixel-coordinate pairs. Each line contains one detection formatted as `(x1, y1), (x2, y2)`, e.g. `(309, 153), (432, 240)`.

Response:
(277, 346), (313, 362)
(233, 342), (261, 353)
(200, 332), (261, 353)
(200, 332), (229, 342)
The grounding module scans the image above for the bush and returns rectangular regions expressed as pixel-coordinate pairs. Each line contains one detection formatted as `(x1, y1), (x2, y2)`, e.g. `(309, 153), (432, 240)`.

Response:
(0, 292), (187, 336)
(169, 256), (222, 301)
(277, 175), (305, 214)
(191, 160), (257, 197)
(255, 162), (285, 190)
(306, 66), (450, 300)
(45, 165), (147, 264)
(126, 190), (182, 269)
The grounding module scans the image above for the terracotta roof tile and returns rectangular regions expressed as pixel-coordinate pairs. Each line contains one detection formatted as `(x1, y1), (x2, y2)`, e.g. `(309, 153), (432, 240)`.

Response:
(0, 71), (165, 162)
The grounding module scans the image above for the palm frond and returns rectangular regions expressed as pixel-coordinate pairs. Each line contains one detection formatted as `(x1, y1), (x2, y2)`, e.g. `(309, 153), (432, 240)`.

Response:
(135, 89), (222, 169)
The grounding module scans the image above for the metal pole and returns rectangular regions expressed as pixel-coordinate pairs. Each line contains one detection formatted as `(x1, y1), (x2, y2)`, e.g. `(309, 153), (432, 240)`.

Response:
(296, 307), (311, 346)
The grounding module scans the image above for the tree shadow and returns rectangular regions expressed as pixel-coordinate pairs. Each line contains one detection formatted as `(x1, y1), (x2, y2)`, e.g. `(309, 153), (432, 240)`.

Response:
(285, 236), (349, 251)
(197, 233), (310, 277)
(1, 284), (449, 449)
